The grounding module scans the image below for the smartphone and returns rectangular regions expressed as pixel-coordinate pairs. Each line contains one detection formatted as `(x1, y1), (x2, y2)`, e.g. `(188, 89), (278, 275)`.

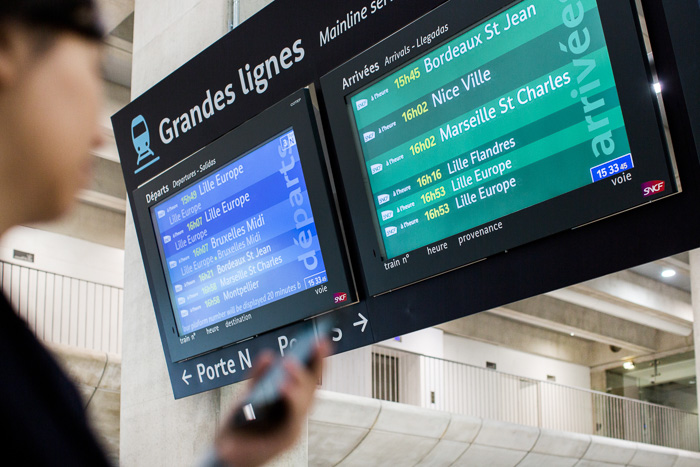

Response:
(229, 321), (330, 433)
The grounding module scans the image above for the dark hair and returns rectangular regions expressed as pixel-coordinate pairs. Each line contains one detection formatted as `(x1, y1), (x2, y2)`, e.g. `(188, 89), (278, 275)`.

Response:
(0, 0), (104, 40)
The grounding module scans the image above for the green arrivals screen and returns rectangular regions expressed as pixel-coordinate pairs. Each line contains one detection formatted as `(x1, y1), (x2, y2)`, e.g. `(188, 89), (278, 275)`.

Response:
(348, 0), (632, 259)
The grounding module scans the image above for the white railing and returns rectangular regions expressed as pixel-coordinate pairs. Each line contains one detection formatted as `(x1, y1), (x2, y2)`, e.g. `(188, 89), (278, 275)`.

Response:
(321, 345), (699, 452)
(1, 260), (123, 354)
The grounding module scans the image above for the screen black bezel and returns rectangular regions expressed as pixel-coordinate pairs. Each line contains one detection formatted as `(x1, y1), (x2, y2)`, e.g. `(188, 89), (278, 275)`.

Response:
(320, 0), (677, 296)
(133, 89), (356, 362)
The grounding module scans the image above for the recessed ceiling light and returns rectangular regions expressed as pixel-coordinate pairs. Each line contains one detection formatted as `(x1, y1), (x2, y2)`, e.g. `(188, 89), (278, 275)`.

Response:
(661, 268), (676, 278)
(653, 82), (662, 94)
(623, 361), (635, 370)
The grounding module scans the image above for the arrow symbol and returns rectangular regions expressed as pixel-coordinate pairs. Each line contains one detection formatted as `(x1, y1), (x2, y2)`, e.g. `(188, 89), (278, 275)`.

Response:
(182, 369), (192, 385)
(353, 313), (368, 333)
(332, 327), (343, 342)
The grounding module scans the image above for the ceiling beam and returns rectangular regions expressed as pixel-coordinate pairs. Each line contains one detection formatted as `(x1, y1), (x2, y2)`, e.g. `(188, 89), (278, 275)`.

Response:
(487, 306), (655, 354)
(583, 270), (692, 321)
(546, 287), (691, 336)
(499, 294), (666, 350)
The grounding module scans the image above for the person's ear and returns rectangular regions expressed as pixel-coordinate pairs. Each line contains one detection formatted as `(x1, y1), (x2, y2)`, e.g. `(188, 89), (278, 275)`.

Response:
(0, 23), (29, 89)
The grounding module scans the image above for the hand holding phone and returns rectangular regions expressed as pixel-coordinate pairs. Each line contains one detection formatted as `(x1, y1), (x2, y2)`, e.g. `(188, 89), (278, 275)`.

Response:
(229, 321), (331, 433)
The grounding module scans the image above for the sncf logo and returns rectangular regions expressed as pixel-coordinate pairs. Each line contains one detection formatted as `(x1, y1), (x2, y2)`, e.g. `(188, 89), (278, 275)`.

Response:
(334, 292), (348, 304)
(642, 180), (665, 197)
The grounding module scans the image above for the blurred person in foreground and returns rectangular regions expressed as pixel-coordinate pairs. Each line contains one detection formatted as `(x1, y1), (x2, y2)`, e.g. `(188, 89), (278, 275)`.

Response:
(0, 1), (326, 466)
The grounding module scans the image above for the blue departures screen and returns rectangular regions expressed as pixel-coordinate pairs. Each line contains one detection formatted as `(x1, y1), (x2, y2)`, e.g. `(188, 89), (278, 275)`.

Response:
(151, 129), (328, 335)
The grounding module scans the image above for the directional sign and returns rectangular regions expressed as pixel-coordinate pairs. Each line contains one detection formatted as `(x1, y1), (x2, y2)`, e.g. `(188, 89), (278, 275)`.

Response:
(168, 320), (312, 398)
(166, 305), (375, 398)
(315, 304), (374, 355)
(353, 313), (368, 333)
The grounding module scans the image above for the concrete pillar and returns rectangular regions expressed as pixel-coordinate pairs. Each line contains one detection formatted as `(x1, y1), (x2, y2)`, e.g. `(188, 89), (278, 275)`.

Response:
(121, 1), (306, 465)
(691, 249), (700, 440)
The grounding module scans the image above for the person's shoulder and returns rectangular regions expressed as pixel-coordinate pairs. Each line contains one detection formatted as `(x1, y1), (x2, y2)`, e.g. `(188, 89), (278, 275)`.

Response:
(0, 293), (112, 466)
